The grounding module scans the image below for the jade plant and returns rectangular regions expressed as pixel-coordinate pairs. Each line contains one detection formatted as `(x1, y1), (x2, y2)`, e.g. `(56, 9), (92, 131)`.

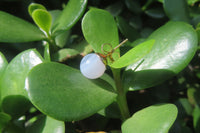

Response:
(0, 0), (199, 132)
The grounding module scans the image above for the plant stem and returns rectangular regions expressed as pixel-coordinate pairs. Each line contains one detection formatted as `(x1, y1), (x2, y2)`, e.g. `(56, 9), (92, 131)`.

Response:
(112, 68), (130, 121)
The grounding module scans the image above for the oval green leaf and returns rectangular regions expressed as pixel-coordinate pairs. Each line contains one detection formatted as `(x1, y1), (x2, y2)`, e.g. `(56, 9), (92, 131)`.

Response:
(26, 62), (117, 121)
(116, 16), (140, 42)
(26, 115), (65, 133)
(82, 9), (119, 63)
(0, 49), (43, 118)
(121, 104), (178, 133)
(32, 9), (52, 34)
(110, 40), (154, 68)
(124, 21), (198, 91)
(28, 3), (46, 16)
(0, 11), (45, 43)
(163, 0), (190, 22)
(52, 0), (87, 33)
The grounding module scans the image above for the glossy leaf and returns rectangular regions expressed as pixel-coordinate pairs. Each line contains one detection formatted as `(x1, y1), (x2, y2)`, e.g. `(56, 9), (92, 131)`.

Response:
(32, 9), (52, 34)
(110, 40), (154, 68)
(28, 3), (46, 16)
(121, 104), (178, 133)
(52, 0), (87, 33)
(26, 115), (65, 133)
(124, 21), (198, 91)
(0, 49), (43, 118)
(0, 11), (45, 43)
(163, 0), (190, 22)
(82, 9), (119, 62)
(26, 62), (117, 121)
(116, 16), (140, 42)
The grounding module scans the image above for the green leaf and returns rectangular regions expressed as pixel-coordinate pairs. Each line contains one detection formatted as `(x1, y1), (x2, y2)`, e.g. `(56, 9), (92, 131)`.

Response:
(188, 0), (200, 5)
(98, 102), (121, 119)
(110, 40), (154, 68)
(26, 115), (65, 133)
(0, 112), (11, 131)
(193, 106), (200, 132)
(44, 42), (51, 62)
(105, 1), (124, 17)
(28, 3), (46, 16)
(55, 30), (71, 48)
(52, 0), (87, 33)
(176, 98), (193, 116)
(121, 104), (178, 133)
(163, 0), (190, 22)
(125, 0), (142, 14)
(26, 62), (117, 121)
(0, 52), (8, 78)
(116, 16), (140, 42)
(69, 39), (93, 56)
(145, 8), (165, 19)
(0, 11), (45, 43)
(32, 9), (52, 34)
(82, 9), (119, 63)
(0, 49), (43, 118)
(52, 48), (79, 62)
(0, 53), (8, 109)
(187, 88), (200, 106)
(124, 21), (198, 91)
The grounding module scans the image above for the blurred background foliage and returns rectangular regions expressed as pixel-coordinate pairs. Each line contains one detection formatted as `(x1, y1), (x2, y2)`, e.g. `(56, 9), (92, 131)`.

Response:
(1, 0), (200, 132)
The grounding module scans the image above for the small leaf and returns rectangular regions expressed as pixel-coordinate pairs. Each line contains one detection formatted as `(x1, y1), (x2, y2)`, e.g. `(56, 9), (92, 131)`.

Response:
(69, 39), (93, 56)
(28, 3), (46, 16)
(26, 62), (117, 121)
(55, 30), (71, 48)
(0, 49), (43, 118)
(0, 11), (45, 43)
(121, 104), (178, 133)
(163, 0), (190, 22)
(26, 115), (65, 133)
(52, 0), (87, 33)
(125, 0), (142, 14)
(105, 1), (124, 16)
(116, 16), (140, 42)
(32, 9), (52, 34)
(145, 8), (165, 19)
(187, 88), (199, 106)
(82, 8), (119, 63)
(193, 106), (200, 132)
(52, 48), (79, 62)
(110, 40), (154, 68)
